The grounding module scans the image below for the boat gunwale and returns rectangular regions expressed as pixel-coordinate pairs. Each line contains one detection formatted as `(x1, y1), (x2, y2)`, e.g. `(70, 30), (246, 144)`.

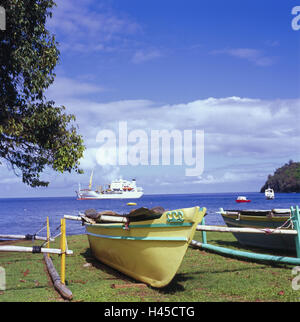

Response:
(84, 222), (194, 229)
(221, 213), (291, 222)
(86, 231), (189, 241)
(83, 206), (205, 228)
(221, 219), (292, 229)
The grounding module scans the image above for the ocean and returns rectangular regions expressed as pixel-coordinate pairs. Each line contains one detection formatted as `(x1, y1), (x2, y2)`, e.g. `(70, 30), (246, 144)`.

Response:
(0, 192), (300, 238)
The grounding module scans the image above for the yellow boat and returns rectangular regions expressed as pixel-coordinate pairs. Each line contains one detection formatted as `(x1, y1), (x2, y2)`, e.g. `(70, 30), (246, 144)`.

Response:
(84, 206), (206, 288)
(127, 202), (137, 206)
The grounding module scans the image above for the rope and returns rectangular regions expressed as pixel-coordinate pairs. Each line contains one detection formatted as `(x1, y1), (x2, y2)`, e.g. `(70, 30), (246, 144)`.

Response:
(51, 224), (62, 238)
(258, 215), (293, 235)
(39, 222), (62, 248)
(52, 232), (62, 240)
(34, 224), (47, 236)
(27, 221), (62, 249)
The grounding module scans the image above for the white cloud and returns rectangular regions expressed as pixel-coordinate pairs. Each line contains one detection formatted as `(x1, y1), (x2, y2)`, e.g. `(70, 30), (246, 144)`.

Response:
(64, 96), (300, 158)
(47, 0), (141, 54)
(3, 89), (299, 194)
(1, 176), (22, 184)
(79, 147), (99, 170)
(193, 170), (262, 185)
(212, 48), (275, 66)
(51, 95), (300, 190)
(132, 49), (162, 64)
(46, 76), (105, 99)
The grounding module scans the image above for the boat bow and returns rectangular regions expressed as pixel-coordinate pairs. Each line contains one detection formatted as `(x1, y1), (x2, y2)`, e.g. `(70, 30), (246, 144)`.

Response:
(85, 206), (206, 288)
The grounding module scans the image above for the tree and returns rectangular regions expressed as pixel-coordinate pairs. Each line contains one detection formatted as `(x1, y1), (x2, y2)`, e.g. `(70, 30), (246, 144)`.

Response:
(260, 161), (300, 193)
(0, 0), (85, 187)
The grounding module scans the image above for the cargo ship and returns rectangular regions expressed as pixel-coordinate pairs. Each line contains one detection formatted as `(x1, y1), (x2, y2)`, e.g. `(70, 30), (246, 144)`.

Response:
(76, 172), (143, 200)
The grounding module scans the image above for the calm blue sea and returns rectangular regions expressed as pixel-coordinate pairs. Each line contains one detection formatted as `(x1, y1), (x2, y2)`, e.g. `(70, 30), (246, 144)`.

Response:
(0, 192), (300, 238)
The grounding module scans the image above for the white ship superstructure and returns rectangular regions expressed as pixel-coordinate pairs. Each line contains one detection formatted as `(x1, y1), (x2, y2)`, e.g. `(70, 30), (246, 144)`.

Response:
(76, 173), (143, 200)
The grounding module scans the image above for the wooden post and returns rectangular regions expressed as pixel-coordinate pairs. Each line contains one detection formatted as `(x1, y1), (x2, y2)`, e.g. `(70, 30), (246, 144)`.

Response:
(46, 217), (50, 258)
(60, 218), (66, 285)
(201, 217), (207, 244)
(291, 206), (300, 258)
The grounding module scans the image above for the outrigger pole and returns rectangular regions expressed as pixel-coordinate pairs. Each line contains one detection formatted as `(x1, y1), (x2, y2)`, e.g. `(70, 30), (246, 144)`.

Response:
(0, 234), (54, 242)
(0, 218), (72, 255)
(0, 245), (72, 255)
(0, 217), (73, 300)
(192, 206), (300, 266)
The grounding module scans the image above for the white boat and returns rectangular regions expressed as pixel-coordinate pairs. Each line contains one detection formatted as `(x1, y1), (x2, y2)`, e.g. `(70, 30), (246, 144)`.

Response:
(76, 172), (143, 200)
(265, 187), (275, 200)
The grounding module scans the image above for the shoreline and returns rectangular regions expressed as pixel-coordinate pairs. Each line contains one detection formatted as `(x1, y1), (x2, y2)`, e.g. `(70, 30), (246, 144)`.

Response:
(0, 191), (293, 200)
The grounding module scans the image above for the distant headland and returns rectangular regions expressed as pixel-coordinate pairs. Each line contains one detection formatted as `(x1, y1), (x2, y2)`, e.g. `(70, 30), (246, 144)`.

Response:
(260, 160), (300, 193)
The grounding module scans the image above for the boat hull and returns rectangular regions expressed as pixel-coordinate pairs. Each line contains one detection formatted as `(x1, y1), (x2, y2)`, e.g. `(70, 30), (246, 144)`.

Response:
(265, 196), (275, 200)
(77, 190), (143, 200)
(221, 211), (295, 252)
(265, 188), (275, 200)
(85, 206), (206, 288)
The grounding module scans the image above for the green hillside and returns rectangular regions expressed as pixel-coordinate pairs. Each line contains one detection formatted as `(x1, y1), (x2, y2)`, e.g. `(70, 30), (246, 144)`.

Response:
(260, 161), (300, 193)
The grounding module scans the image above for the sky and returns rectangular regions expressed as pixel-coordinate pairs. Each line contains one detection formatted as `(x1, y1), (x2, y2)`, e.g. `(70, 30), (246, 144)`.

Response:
(1, 0), (300, 197)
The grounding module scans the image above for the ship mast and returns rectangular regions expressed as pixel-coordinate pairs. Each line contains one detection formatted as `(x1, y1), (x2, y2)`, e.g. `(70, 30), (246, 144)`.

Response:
(89, 170), (94, 190)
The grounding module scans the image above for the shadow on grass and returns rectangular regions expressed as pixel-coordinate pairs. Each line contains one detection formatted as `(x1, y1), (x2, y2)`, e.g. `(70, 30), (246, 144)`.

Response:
(156, 273), (193, 294)
(5, 283), (52, 292)
(153, 264), (261, 294)
(80, 248), (136, 284)
(80, 248), (196, 294)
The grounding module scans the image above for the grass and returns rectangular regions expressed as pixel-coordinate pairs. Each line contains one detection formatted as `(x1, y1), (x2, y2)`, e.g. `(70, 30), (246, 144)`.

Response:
(0, 231), (300, 302)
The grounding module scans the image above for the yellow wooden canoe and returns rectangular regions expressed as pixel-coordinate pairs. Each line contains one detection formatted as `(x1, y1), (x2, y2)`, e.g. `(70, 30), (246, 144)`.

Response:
(85, 206), (206, 288)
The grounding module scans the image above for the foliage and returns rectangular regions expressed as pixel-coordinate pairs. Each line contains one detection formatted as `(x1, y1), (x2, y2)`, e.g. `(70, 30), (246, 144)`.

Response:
(0, 0), (84, 187)
(260, 160), (300, 193)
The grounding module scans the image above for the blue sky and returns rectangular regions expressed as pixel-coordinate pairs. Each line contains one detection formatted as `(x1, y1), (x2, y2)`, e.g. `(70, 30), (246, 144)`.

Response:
(52, 0), (300, 102)
(1, 0), (300, 197)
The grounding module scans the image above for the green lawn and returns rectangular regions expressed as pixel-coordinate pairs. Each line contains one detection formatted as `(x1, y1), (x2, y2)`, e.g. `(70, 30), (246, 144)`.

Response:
(0, 231), (299, 302)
